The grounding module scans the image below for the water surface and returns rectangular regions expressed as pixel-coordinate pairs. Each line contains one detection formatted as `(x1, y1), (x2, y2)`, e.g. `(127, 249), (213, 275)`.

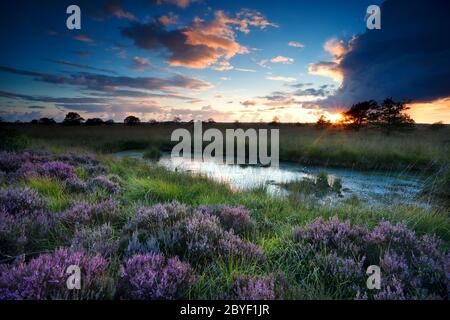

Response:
(115, 150), (429, 208)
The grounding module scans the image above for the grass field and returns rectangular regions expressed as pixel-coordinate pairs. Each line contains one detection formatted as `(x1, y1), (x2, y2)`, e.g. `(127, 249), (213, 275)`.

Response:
(0, 124), (449, 300)
(4, 123), (450, 171)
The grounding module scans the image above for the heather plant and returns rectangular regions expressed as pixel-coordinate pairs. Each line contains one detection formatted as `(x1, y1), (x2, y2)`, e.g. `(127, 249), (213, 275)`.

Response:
(0, 187), (47, 214)
(70, 224), (119, 258)
(65, 177), (88, 193)
(118, 253), (194, 300)
(125, 203), (264, 265)
(197, 205), (255, 235)
(60, 199), (122, 226)
(88, 175), (121, 194)
(39, 161), (76, 180)
(0, 207), (54, 258)
(292, 217), (449, 299)
(233, 275), (276, 300)
(0, 248), (110, 300)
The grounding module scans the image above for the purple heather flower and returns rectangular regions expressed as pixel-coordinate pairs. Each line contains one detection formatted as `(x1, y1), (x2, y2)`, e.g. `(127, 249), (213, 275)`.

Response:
(70, 224), (119, 258)
(119, 253), (194, 300)
(234, 275), (276, 300)
(0, 187), (47, 214)
(0, 248), (109, 300)
(88, 175), (120, 194)
(60, 199), (122, 226)
(198, 205), (254, 235)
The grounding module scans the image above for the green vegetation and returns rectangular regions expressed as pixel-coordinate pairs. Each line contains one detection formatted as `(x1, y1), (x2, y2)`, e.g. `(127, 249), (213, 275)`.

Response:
(4, 123), (450, 171)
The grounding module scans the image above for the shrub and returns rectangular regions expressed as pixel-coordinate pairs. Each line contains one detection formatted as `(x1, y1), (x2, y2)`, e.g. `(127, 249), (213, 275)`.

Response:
(118, 253), (194, 300)
(292, 217), (449, 299)
(143, 147), (161, 161)
(197, 205), (254, 235)
(88, 175), (120, 194)
(125, 203), (264, 264)
(65, 177), (88, 193)
(0, 207), (54, 258)
(39, 161), (76, 180)
(0, 187), (47, 214)
(233, 275), (276, 300)
(70, 224), (119, 258)
(0, 248), (109, 300)
(60, 200), (122, 226)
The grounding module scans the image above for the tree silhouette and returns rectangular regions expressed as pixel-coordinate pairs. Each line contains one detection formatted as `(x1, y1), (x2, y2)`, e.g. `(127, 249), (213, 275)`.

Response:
(343, 100), (377, 130)
(371, 98), (414, 134)
(85, 118), (104, 125)
(38, 117), (56, 125)
(124, 115), (140, 125)
(63, 112), (84, 125)
(316, 115), (332, 128)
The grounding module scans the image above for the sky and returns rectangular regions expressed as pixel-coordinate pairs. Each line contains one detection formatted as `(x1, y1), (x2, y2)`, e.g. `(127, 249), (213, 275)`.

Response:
(0, 0), (449, 123)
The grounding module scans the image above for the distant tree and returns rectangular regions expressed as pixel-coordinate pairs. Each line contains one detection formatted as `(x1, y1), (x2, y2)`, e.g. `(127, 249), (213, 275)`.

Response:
(124, 115), (140, 125)
(343, 100), (377, 130)
(316, 115), (332, 128)
(63, 112), (84, 125)
(269, 116), (280, 125)
(173, 116), (181, 123)
(0, 116), (3, 123)
(148, 119), (158, 124)
(105, 119), (115, 125)
(85, 118), (104, 125)
(429, 121), (445, 130)
(38, 117), (56, 125)
(370, 98), (415, 134)
(207, 118), (216, 123)
(31, 119), (38, 124)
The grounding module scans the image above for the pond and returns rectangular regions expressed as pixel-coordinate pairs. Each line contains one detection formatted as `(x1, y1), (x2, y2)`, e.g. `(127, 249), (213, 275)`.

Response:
(114, 150), (430, 209)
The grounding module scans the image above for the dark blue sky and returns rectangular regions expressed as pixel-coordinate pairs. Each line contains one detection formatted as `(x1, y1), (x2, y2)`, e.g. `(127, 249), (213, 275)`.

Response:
(0, 0), (448, 123)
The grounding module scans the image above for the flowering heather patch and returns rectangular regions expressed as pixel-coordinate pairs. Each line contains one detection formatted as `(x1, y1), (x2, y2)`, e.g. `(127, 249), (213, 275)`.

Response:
(0, 187), (47, 214)
(88, 175), (121, 194)
(233, 275), (276, 300)
(126, 202), (191, 232)
(125, 203), (264, 264)
(118, 253), (194, 300)
(0, 248), (109, 300)
(0, 207), (54, 258)
(292, 217), (449, 299)
(60, 199), (122, 226)
(39, 161), (76, 180)
(198, 205), (254, 235)
(65, 177), (88, 193)
(70, 224), (119, 258)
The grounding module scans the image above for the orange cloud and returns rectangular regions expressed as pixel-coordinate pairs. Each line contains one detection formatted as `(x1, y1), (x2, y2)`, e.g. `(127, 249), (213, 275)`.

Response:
(122, 10), (276, 69)
(308, 38), (349, 83)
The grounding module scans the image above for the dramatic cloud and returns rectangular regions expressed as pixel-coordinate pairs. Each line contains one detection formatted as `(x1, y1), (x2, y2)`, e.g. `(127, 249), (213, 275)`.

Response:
(319, 0), (450, 108)
(0, 65), (212, 93)
(271, 55), (294, 64)
(288, 41), (304, 48)
(308, 38), (346, 83)
(121, 10), (276, 69)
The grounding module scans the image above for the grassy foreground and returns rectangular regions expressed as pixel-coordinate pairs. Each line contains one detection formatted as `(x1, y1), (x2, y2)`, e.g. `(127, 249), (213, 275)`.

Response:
(0, 146), (449, 299)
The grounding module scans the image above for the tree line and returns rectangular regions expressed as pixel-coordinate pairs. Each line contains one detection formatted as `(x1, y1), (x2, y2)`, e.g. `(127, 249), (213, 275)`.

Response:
(317, 98), (417, 133)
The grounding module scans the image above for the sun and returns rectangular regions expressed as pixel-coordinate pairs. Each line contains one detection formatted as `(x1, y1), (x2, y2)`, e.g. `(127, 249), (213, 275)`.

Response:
(327, 113), (344, 123)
